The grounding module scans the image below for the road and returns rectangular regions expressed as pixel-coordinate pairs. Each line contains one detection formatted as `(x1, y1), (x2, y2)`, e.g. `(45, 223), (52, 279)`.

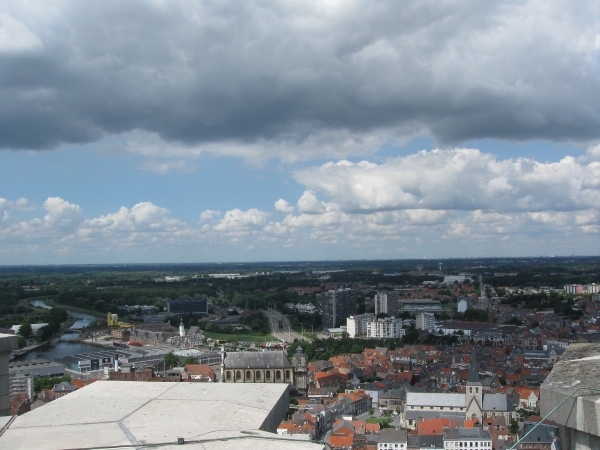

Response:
(263, 309), (309, 342)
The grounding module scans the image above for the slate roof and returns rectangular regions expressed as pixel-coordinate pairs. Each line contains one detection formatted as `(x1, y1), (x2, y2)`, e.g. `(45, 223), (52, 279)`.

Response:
(406, 392), (465, 407)
(444, 427), (492, 440)
(378, 429), (407, 443)
(520, 424), (554, 444)
(52, 382), (74, 392)
(417, 435), (444, 449)
(482, 394), (515, 412)
(467, 352), (480, 384)
(223, 351), (291, 369)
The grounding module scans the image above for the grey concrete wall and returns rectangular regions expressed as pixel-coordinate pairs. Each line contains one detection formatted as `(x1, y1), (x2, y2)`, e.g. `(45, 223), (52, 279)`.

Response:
(560, 425), (600, 450)
(260, 386), (289, 432)
(0, 334), (18, 416)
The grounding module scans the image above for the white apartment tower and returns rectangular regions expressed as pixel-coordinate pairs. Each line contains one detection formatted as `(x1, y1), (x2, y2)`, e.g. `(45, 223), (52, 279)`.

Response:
(347, 313), (376, 338)
(416, 312), (436, 332)
(367, 317), (405, 339)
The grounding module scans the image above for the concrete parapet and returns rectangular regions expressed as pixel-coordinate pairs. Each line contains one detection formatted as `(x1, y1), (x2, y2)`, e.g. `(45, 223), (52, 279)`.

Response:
(540, 343), (600, 450)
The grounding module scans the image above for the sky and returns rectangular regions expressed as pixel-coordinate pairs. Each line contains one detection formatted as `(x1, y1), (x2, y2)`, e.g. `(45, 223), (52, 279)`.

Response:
(1, 0), (600, 264)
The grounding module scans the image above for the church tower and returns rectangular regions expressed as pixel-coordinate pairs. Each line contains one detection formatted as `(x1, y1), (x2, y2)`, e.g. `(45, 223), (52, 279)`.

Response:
(291, 346), (308, 396)
(219, 345), (227, 383)
(465, 351), (483, 419)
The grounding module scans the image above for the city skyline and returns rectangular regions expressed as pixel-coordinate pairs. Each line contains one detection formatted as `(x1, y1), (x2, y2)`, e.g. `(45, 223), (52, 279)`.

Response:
(0, 1), (599, 264)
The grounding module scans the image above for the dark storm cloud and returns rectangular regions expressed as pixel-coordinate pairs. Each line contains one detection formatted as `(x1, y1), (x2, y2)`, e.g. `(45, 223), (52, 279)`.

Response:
(1, 0), (600, 151)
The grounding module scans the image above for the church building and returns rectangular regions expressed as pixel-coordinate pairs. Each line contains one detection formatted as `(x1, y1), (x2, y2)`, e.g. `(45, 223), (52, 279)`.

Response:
(219, 346), (308, 396)
(402, 352), (516, 428)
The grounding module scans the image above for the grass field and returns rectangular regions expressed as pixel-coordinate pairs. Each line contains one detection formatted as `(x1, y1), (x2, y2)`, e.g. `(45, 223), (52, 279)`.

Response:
(442, 302), (457, 310)
(204, 332), (277, 343)
(366, 418), (393, 425)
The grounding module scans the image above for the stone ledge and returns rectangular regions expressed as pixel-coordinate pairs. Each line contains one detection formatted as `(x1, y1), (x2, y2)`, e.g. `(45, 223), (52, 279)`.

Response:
(541, 344), (600, 438)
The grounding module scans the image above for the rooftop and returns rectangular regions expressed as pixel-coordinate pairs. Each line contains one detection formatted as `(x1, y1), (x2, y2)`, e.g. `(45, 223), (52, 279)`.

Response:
(0, 381), (323, 450)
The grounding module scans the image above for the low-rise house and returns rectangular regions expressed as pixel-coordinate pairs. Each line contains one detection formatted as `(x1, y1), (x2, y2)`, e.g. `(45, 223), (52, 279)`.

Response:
(51, 381), (75, 398)
(516, 423), (554, 449)
(184, 364), (215, 381)
(442, 427), (492, 449)
(109, 364), (153, 381)
(276, 422), (314, 440)
(10, 393), (30, 416)
(314, 371), (346, 390)
(377, 429), (407, 450)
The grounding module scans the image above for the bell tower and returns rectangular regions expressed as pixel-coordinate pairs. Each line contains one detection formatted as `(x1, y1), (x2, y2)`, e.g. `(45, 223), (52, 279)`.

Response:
(291, 346), (308, 396)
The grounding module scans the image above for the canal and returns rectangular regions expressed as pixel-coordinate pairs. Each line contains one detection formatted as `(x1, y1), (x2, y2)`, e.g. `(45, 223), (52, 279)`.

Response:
(21, 300), (102, 361)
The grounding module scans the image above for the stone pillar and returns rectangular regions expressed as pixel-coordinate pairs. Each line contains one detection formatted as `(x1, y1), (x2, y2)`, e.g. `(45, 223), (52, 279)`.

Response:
(0, 333), (18, 416)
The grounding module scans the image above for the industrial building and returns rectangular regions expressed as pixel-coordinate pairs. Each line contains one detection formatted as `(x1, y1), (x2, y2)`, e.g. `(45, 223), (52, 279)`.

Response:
(167, 298), (209, 314)
(54, 346), (174, 372)
(399, 299), (442, 311)
(9, 359), (66, 378)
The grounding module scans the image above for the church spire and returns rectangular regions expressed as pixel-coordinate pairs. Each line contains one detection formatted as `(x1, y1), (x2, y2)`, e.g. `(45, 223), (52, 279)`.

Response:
(467, 351), (480, 384)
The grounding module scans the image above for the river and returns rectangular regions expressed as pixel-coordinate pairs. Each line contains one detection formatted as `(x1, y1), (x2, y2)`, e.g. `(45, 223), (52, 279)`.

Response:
(22, 300), (102, 361)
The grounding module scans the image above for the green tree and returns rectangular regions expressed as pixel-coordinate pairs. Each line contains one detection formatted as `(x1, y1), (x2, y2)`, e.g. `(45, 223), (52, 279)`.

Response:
(510, 419), (519, 435)
(19, 322), (32, 340)
(163, 352), (179, 369)
(181, 356), (197, 366)
(34, 375), (71, 392)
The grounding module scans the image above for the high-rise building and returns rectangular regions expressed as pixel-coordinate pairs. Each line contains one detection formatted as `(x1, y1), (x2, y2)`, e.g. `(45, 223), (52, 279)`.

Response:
(321, 289), (357, 329)
(347, 313), (376, 338)
(374, 291), (399, 317)
(416, 312), (436, 332)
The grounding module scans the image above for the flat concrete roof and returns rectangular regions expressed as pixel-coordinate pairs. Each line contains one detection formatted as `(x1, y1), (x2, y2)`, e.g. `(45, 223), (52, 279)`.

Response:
(0, 381), (324, 450)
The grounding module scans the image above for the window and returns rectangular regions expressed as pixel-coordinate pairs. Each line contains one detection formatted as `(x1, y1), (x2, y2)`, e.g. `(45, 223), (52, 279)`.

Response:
(266, 370), (271, 380)
(256, 371), (261, 380)
(236, 371), (242, 381)
(276, 370), (282, 380)
(285, 370), (291, 380)
(226, 371), (232, 381)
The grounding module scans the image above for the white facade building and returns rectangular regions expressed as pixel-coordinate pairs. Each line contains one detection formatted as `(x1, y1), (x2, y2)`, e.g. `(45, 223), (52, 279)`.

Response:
(367, 318), (405, 339)
(442, 427), (492, 449)
(347, 314), (376, 338)
(564, 284), (600, 294)
(416, 312), (436, 332)
(378, 429), (407, 450)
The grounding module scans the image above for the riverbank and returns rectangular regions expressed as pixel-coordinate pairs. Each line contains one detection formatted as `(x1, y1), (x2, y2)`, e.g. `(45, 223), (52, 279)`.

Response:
(60, 316), (78, 333)
(41, 300), (106, 318)
(10, 340), (51, 359)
